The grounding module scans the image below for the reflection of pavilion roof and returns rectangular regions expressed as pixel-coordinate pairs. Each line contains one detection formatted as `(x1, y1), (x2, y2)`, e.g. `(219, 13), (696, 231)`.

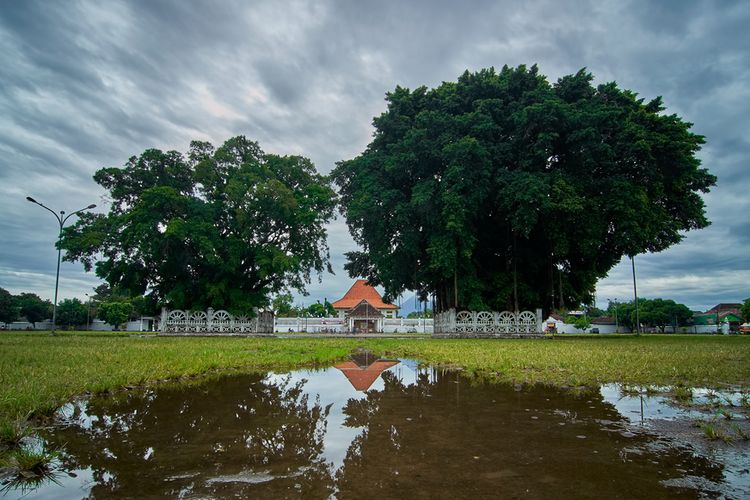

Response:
(346, 299), (384, 319)
(334, 357), (400, 391)
(331, 280), (398, 310)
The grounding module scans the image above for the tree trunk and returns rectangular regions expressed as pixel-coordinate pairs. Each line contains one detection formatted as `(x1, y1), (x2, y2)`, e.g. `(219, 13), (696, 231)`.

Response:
(548, 253), (555, 313)
(454, 269), (458, 310)
(512, 233), (519, 313)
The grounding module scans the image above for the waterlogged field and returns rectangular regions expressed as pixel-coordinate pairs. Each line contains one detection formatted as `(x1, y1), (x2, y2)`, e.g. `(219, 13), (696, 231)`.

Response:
(1, 332), (749, 425)
(2, 354), (749, 498)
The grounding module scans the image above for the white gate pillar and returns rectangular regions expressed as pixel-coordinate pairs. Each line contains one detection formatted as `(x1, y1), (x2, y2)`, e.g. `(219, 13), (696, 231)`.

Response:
(535, 308), (543, 333)
(160, 306), (169, 333)
(207, 307), (214, 332)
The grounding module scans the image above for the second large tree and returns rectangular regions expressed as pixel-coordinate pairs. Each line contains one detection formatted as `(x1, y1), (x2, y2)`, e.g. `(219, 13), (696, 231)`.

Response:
(333, 65), (716, 312)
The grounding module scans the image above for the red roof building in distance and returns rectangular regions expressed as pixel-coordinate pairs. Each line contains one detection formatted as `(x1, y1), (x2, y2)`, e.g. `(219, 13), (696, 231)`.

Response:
(705, 303), (742, 314)
(331, 279), (398, 311)
(331, 280), (399, 333)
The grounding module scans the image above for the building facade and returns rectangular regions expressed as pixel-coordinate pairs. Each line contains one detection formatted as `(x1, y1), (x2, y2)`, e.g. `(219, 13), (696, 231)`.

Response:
(331, 280), (399, 333)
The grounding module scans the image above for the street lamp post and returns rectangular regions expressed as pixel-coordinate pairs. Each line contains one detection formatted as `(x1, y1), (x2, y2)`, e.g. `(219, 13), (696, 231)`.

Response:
(630, 255), (640, 336)
(85, 293), (92, 331)
(610, 299), (619, 333)
(26, 196), (96, 335)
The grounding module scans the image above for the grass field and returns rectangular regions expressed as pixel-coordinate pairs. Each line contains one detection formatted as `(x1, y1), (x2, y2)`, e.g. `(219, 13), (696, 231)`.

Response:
(1, 332), (749, 427)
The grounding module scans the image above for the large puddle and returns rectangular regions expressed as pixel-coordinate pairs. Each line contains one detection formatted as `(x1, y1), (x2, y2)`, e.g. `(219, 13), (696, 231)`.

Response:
(2, 352), (749, 498)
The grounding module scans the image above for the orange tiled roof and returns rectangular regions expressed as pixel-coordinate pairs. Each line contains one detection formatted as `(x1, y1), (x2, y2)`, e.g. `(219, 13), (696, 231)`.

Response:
(331, 279), (398, 310)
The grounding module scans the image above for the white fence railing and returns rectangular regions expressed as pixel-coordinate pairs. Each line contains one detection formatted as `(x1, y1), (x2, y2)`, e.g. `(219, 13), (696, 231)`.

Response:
(159, 307), (274, 334)
(274, 317), (433, 333)
(433, 308), (543, 335)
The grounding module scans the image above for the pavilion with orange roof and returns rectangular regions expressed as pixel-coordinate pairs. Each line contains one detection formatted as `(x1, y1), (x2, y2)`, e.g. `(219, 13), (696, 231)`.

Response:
(331, 279), (399, 333)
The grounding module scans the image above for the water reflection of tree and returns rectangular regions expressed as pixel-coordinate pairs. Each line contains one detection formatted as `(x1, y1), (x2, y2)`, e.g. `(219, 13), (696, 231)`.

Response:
(44, 373), (334, 498)
(336, 370), (724, 499)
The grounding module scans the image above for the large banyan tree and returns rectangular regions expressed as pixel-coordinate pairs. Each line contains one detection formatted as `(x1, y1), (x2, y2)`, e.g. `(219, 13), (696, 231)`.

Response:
(61, 136), (337, 313)
(333, 65), (716, 312)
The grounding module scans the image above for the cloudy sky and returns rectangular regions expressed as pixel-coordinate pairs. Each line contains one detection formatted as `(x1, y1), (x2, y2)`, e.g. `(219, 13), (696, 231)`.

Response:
(1, 0), (748, 312)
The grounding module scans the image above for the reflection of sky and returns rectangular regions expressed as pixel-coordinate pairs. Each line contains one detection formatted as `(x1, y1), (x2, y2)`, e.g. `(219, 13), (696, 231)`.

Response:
(599, 385), (747, 424)
(601, 384), (750, 496)
(600, 384), (686, 423)
(19, 468), (96, 500)
(11, 365), (750, 498)
(266, 359), (424, 472)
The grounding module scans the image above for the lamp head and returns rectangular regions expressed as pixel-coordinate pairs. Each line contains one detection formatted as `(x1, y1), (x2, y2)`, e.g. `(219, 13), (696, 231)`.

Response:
(87, 204), (96, 209)
(26, 196), (37, 203)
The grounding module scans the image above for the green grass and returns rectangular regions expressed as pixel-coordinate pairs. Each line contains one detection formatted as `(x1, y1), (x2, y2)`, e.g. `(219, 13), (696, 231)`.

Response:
(695, 417), (749, 443)
(9, 444), (60, 474)
(670, 385), (694, 403)
(697, 419), (732, 442)
(1, 332), (749, 429)
(0, 418), (31, 448)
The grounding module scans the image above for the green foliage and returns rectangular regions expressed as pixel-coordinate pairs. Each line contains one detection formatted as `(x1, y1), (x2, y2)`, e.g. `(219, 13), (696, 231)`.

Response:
(129, 294), (159, 317)
(55, 299), (88, 328)
(638, 298), (693, 332)
(573, 316), (592, 332)
(306, 300), (335, 318)
(0, 288), (19, 325)
(333, 65), (715, 312)
(563, 315), (591, 332)
(609, 298), (691, 332)
(741, 298), (750, 323)
(88, 283), (156, 319)
(271, 293), (295, 316)
(16, 293), (52, 327)
(584, 305), (605, 318)
(97, 301), (134, 330)
(91, 283), (116, 303)
(60, 137), (337, 314)
(610, 302), (636, 330)
(407, 309), (433, 319)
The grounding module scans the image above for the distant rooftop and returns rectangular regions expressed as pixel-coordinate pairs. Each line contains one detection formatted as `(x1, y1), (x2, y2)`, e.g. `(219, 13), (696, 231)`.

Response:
(331, 279), (398, 310)
(706, 303), (742, 313)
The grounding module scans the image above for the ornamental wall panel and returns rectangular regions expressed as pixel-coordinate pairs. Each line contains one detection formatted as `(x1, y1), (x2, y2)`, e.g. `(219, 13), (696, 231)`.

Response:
(160, 307), (274, 334)
(433, 308), (543, 336)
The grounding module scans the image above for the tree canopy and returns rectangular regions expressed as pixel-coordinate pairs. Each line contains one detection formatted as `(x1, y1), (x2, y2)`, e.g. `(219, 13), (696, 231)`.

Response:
(333, 65), (716, 312)
(0, 287), (19, 325)
(56, 298), (88, 328)
(17, 293), (52, 327)
(271, 293), (295, 316)
(638, 298), (693, 332)
(97, 300), (134, 330)
(740, 298), (750, 323)
(609, 298), (692, 332)
(61, 136), (337, 313)
(306, 300), (335, 318)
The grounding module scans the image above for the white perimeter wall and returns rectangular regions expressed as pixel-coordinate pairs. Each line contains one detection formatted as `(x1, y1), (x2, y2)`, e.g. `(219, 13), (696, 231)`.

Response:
(275, 317), (433, 333)
(545, 317), (727, 334)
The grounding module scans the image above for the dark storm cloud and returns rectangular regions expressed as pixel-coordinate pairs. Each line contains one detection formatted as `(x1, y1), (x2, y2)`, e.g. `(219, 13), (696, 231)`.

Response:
(0, 0), (747, 311)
